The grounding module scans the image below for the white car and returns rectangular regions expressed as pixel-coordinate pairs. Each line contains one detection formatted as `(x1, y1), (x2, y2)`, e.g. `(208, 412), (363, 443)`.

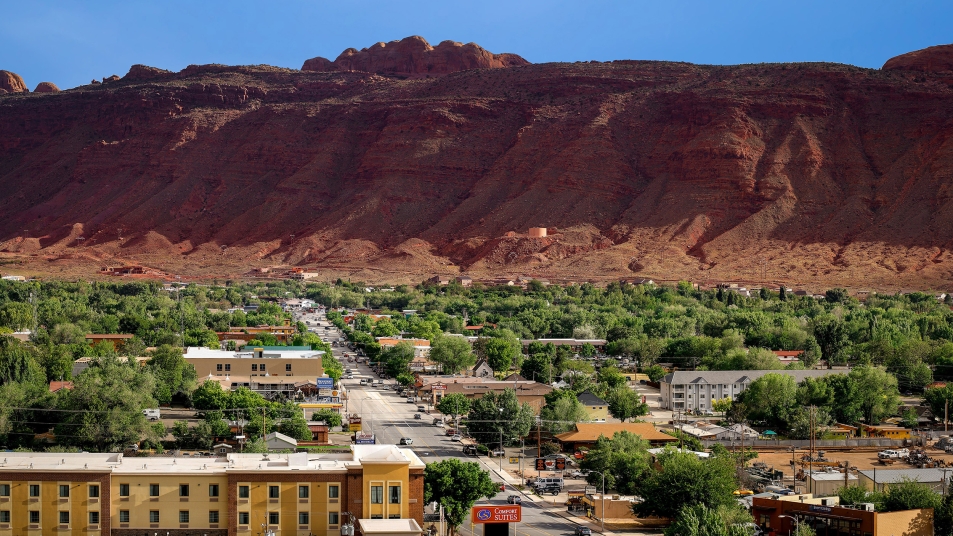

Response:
(451, 435), (462, 442)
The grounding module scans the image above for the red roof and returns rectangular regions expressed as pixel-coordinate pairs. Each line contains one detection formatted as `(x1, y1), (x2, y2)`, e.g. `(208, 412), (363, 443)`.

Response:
(772, 350), (804, 357)
(49, 381), (74, 393)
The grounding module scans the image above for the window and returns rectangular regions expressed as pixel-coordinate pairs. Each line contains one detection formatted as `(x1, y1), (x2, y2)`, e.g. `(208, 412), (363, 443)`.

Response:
(389, 485), (401, 504)
(179, 510), (190, 523)
(252, 364), (258, 372)
(239, 485), (249, 498)
(329, 512), (340, 525)
(59, 485), (70, 498)
(149, 484), (159, 497)
(328, 485), (339, 498)
(0, 484), (8, 496)
(89, 511), (99, 525)
(119, 510), (129, 523)
(29, 511), (39, 524)
(238, 512), (250, 525)
(269, 512), (280, 525)
(88, 485), (99, 498)
(370, 485), (383, 504)
(216, 364), (223, 371)
(389, 514), (402, 519)
(119, 483), (129, 497)
(208, 484), (219, 497)
(225, 364), (231, 371)
(209, 511), (219, 524)
(59, 511), (69, 524)
(149, 511), (159, 523)
(299, 512), (309, 524)
(371, 514), (383, 519)
(298, 485), (309, 498)
(269, 485), (280, 499)
(286, 363), (292, 372)
(179, 484), (189, 497)
(0, 511), (9, 523)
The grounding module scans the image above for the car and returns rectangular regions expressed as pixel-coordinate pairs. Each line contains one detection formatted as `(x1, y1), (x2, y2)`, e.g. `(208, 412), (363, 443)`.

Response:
(491, 448), (506, 457)
(417, 406), (426, 412)
(463, 445), (478, 455)
(446, 429), (457, 436)
(414, 413), (422, 419)
(538, 485), (560, 496)
(507, 495), (522, 505)
(406, 397), (415, 403)
(574, 527), (592, 536)
(432, 418), (443, 425)
(360, 379), (368, 385)
(399, 438), (413, 445)
(450, 435), (462, 441)
(345, 374), (354, 379)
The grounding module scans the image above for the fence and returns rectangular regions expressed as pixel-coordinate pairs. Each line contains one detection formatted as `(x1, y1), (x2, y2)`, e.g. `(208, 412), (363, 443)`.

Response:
(700, 438), (907, 448)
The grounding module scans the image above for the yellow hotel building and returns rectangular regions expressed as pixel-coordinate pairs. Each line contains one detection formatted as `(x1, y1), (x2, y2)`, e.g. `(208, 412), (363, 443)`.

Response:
(0, 446), (424, 536)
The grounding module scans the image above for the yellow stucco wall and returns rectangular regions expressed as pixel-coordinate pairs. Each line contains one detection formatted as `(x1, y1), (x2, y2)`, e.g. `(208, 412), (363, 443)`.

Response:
(0, 480), (104, 536)
(110, 472), (228, 530)
(585, 404), (610, 421)
(876, 508), (933, 536)
(361, 463), (411, 520)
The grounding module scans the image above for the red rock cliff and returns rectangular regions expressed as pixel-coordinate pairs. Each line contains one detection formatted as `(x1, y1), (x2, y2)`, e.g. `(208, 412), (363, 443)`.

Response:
(1, 47), (953, 288)
(302, 35), (529, 76)
(0, 70), (28, 93)
(883, 43), (953, 72)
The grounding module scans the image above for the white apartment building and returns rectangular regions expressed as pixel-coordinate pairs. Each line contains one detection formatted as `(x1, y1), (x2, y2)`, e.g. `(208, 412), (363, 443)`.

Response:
(660, 370), (840, 411)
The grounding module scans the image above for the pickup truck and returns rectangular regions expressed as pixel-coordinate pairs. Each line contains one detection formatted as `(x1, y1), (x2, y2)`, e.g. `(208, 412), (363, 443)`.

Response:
(877, 448), (909, 459)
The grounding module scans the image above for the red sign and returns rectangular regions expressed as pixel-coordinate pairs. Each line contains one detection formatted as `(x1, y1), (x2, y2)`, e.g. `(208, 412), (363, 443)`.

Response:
(433, 384), (447, 391)
(471, 505), (521, 524)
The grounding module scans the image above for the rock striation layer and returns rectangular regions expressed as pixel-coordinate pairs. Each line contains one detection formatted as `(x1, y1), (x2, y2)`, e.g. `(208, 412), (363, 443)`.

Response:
(0, 70), (28, 93)
(1, 43), (953, 288)
(883, 43), (953, 72)
(302, 35), (529, 76)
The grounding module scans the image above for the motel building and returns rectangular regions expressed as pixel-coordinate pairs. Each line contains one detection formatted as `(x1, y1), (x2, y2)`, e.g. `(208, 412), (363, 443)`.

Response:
(0, 445), (425, 536)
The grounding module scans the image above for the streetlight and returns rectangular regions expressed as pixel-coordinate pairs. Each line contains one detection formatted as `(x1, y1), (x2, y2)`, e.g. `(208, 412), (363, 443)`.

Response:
(586, 470), (607, 534)
(499, 408), (504, 471)
(778, 514), (799, 536)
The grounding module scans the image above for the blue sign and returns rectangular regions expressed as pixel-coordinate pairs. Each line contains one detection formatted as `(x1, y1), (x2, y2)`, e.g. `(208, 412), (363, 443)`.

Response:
(356, 437), (376, 444)
(316, 377), (334, 389)
(477, 509), (492, 521)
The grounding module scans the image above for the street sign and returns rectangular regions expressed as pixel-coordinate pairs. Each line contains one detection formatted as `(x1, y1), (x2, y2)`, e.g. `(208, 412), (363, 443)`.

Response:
(471, 505), (521, 524)
(316, 377), (334, 389)
(509, 457), (519, 464)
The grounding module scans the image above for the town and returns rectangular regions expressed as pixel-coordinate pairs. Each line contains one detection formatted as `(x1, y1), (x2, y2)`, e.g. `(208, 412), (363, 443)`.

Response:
(0, 278), (950, 536)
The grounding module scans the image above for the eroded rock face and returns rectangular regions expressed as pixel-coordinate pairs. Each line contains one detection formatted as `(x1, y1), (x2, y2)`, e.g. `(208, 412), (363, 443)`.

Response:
(124, 64), (173, 81)
(883, 44), (953, 72)
(33, 82), (60, 93)
(0, 70), (28, 93)
(301, 35), (529, 76)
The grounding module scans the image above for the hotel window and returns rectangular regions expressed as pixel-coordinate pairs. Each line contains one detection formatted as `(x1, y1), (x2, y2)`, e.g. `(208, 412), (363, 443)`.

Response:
(59, 511), (69, 524)
(299, 512), (309, 524)
(179, 510), (190, 523)
(328, 485), (339, 498)
(329, 512), (340, 525)
(89, 511), (99, 524)
(239, 485), (249, 498)
(252, 364), (258, 372)
(371, 514), (383, 519)
(119, 510), (129, 523)
(269, 485), (280, 499)
(370, 486), (383, 504)
(216, 364), (223, 371)
(149, 511), (159, 523)
(179, 484), (189, 497)
(286, 364), (292, 372)
(0, 484), (7, 496)
(269, 512), (280, 525)
(150, 484), (159, 497)
(88, 485), (99, 498)
(225, 364), (231, 371)
(238, 512), (250, 525)
(208, 484), (219, 497)
(389, 514), (402, 519)
(29, 511), (39, 524)
(209, 511), (219, 523)
(389, 485), (401, 504)
(119, 483), (129, 497)
(299, 485), (309, 498)
(0, 511), (9, 523)
(59, 485), (69, 498)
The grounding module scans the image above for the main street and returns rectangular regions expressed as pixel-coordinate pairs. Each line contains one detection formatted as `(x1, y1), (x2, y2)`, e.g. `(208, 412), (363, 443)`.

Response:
(301, 310), (616, 536)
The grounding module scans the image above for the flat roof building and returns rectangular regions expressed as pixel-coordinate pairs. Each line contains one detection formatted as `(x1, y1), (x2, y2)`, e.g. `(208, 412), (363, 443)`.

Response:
(185, 346), (325, 398)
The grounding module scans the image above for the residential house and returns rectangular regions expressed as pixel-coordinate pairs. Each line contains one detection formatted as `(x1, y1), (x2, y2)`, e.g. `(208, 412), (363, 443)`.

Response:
(427, 276), (450, 285)
(554, 423), (678, 451)
(772, 350), (804, 366)
(714, 423), (759, 441)
(265, 431), (299, 450)
(520, 338), (608, 353)
(84, 333), (134, 350)
(377, 338), (431, 358)
(576, 391), (609, 422)
(455, 276), (473, 287)
(472, 358), (494, 378)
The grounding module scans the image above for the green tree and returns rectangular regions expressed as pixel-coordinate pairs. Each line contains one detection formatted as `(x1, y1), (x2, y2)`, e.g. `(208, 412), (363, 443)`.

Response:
(424, 459), (499, 536)
(436, 393), (471, 426)
(192, 379), (229, 410)
(482, 336), (520, 373)
(597, 366), (627, 389)
(579, 431), (650, 494)
(466, 389), (534, 447)
(147, 344), (197, 405)
(311, 408), (342, 428)
(171, 420), (191, 447)
(605, 386), (648, 422)
(849, 366), (900, 425)
(813, 318), (850, 365)
(382, 341), (415, 378)
(520, 353), (552, 383)
(540, 395), (589, 433)
(0, 336), (44, 386)
(735, 373), (796, 428)
(430, 335), (476, 374)
(279, 410), (313, 441)
(711, 397), (732, 414)
(633, 450), (738, 519)
(644, 364), (666, 383)
(881, 477), (941, 512)
(665, 504), (753, 536)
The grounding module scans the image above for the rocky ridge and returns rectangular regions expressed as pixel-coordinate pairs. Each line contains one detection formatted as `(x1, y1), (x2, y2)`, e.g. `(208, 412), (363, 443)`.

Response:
(1, 42), (953, 289)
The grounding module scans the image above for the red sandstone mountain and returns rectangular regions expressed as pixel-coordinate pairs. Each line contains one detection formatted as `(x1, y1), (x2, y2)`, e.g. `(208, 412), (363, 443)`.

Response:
(0, 70), (28, 93)
(33, 82), (60, 93)
(302, 36), (529, 76)
(883, 43), (953, 72)
(1, 41), (953, 289)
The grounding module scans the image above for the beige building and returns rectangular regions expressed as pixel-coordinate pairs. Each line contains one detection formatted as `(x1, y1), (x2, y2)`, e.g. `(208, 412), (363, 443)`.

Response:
(185, 346), (324, 397)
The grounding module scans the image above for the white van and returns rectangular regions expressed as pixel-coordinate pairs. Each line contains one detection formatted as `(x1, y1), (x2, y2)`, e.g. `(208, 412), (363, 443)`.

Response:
(533, 477), (564, 490)
(142, 408), (160, 421)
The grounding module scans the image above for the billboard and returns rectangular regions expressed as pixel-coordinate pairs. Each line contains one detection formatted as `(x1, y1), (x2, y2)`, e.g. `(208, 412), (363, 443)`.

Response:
(471, 506), (521, 524)
(535, 457), (567, 471)
(316, 377), (334, 389)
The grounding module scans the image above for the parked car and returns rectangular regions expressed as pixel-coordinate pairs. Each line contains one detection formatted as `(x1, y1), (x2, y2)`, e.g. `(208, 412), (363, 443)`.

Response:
(450, 435), (462, 441)
(399, 438), (413, 445)
(491, 448), (506, 457)
(446, 429), (457, 436)
(406, 397), (415, 403)
(463, 445), (478, 455)
(414, 413), (422, 419)
(417, 405), (426, 412)
(574, 527), (592, 536)
(538, 485), (560, 496)
(345, 374), (354, 379)
(360, 379), (368, 385)
(507, 495), (522, 505)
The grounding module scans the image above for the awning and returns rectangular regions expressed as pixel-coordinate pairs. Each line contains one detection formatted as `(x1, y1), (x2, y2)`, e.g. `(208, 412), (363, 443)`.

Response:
(357, 518), (424, 536)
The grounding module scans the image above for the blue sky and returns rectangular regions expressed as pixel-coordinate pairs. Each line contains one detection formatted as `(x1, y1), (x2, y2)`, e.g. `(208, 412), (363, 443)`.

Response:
(1, 1), (950, 90)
